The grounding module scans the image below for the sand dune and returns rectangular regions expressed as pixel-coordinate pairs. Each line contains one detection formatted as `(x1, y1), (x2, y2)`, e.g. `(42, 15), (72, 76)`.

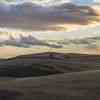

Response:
(0, 52), (100, 100)
(0, 52), (100, 77)
(0, 70), (100, 100)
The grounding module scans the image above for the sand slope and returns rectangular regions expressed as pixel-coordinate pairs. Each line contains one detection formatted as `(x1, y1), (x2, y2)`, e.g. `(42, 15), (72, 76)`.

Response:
(0, 70), (100, 100)
(0, 52), (100, 100)
(0, 52), (100, 77)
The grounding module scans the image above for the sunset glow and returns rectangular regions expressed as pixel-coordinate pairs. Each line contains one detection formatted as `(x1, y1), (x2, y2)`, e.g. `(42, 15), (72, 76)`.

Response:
(0, 0), (100, 58)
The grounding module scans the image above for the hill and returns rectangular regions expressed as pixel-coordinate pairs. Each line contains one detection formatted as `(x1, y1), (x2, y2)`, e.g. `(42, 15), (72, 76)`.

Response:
(0, 52), (100, 77)
(0, 52), (100, 99)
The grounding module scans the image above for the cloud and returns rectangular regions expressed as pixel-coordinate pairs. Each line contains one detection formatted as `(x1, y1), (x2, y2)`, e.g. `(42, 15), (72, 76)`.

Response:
(0, 2), (99, 48)
(0, 0), (99, 6)
(70, 36), (100, 49)
(54, 36), (100, 49)
(0, 29), (100, 49)
(0, 34), (62, 48)
(95, 0), (100, 3)
(0, 2), (99, 31)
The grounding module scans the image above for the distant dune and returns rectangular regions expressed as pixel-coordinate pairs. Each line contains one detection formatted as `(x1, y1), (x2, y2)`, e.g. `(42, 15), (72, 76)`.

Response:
(0, 52), (100, 77)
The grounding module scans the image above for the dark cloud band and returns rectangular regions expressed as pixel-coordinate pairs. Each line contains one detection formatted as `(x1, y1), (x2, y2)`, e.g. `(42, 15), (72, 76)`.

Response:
(0, 2), (99, 31)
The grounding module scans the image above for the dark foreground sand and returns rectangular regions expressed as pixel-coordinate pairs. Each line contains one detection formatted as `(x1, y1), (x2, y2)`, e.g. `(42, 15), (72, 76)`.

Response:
(0, 52), (100, 100)
(0, 70), (100, 100)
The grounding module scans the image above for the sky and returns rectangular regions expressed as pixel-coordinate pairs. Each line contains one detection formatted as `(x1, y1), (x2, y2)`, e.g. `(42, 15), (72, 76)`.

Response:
(0, 0), (100, 58)
(0, 0), (99, 5)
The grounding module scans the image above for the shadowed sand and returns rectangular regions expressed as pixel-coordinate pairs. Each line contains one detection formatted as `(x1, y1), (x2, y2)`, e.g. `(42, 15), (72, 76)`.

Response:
(0, 52), (100, 100)
(0, 70), (100, 100)
(0, 90), (23, 100)
(1, 52), (100, 77)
